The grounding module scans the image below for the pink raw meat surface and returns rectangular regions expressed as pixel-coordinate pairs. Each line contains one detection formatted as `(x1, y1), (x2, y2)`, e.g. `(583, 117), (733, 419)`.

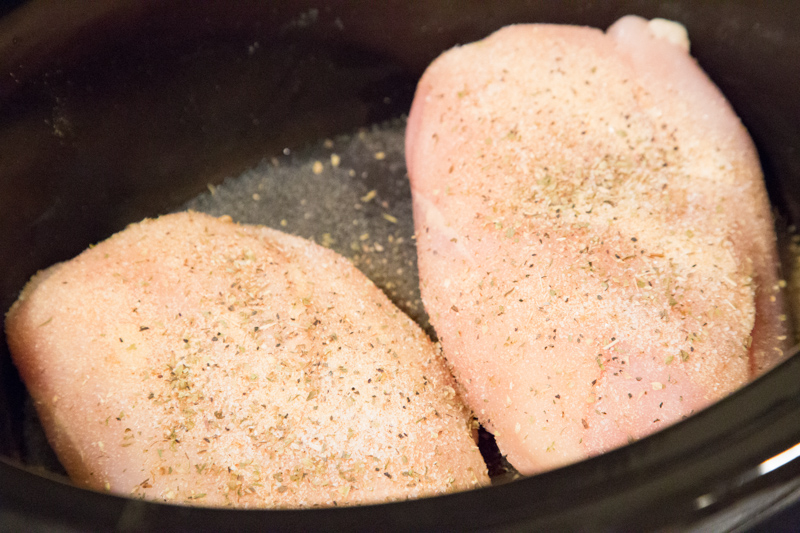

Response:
(5, 212), (488, 507)
(405, 16), (790, 475)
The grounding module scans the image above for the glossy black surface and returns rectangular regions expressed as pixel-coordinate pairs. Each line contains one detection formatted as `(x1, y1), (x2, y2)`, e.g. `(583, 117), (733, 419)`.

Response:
(1, 1), (799, 530)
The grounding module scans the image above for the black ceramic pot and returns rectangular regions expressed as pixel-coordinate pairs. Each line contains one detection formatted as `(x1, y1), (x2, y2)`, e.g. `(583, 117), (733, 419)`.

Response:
(2, 1), (800, 531)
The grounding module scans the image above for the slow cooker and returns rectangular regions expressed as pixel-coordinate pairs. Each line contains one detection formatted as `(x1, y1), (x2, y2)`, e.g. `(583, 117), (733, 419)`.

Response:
(2, 1), (800, 530)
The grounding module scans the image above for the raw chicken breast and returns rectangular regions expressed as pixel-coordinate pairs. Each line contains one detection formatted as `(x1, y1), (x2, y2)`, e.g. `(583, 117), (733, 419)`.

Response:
(5, 211), (488, 507)
(406, 16), (789, 475)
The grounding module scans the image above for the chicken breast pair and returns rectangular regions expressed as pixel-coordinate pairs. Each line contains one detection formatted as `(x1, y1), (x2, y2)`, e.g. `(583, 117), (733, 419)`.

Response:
(4, 14), (789, 508)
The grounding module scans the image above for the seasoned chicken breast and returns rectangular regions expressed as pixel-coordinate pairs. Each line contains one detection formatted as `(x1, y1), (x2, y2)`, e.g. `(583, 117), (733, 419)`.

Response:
(5, 211), (488, 507)
(405, 16), (789, 475)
